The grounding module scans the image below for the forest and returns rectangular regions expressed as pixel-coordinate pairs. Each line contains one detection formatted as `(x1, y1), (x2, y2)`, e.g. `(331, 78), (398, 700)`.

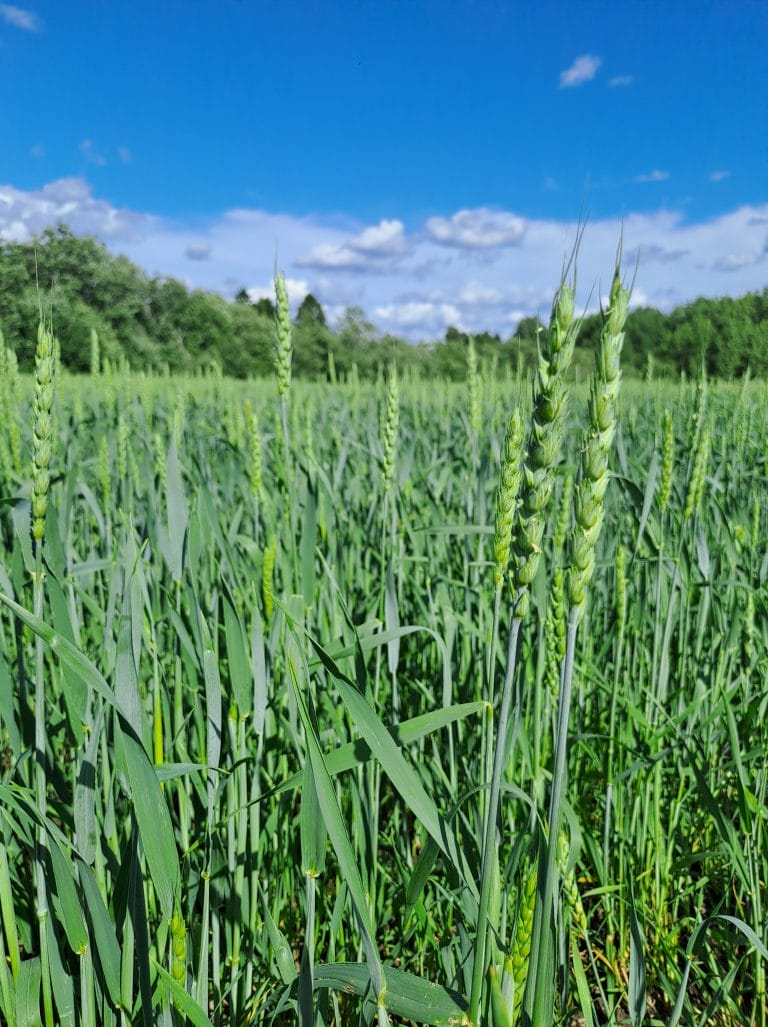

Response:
(1, 224), (767, 379)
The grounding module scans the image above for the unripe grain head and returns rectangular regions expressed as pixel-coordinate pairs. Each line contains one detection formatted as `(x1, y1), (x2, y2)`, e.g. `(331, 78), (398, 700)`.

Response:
(567, 272), (627, 619)
(381, 366), (399, 494)
(493, 410), (524, 588)
(511, 281), (580, 616)
(31, 320), (56, 545)
(274, 272), (293, 396)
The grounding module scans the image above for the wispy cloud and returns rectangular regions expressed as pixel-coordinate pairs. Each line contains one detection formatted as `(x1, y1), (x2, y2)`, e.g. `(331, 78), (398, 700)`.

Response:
(425, 208), (526, 249)
(29, 143), (44, 158)
(185, 243), (212, 261)
(559, 54), (601, 88)
(710, 248), (766, 272)
(709, 170), (730, 183)
(608, 74), (633, 87)
(627, 243), (689, 265)
(635, 170), (670, 183)
(79, 140), (107, 167)
(1, 178), (766, 341)
(456, 281), (504, 305)
(0, 4), (41, 30)
(118, 146), (133, 165)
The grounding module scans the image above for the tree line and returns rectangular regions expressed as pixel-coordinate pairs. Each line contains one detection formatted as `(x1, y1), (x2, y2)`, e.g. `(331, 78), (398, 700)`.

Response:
(1, 224), (766, 379)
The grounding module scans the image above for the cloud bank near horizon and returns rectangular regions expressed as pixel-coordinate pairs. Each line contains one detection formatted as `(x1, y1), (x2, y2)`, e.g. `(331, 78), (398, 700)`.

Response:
(0, 177), (766, 341)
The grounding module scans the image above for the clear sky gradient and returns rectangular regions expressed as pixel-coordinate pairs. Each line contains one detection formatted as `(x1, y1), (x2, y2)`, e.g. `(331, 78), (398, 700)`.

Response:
(1, 0), (766, 338)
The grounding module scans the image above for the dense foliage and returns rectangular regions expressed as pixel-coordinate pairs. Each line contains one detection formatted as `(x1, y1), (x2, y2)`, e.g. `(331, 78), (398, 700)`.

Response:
(1, 225), (767, 378)
(0, 318), (765, 1024)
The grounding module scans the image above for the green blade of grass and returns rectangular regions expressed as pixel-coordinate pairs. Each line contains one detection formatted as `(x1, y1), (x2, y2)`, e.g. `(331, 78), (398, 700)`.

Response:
(151, 961), (213, 1027)
(263, 701), (484, 799)
(114, 720), (180, 920)
(76, 858), (122, 1009)
(0, 593), (126, 718)
(311, 962), (468, 1025)
(286, 658), (385, 1006)
(304, 630), (479, 902)
(15, 957), (41, 1027)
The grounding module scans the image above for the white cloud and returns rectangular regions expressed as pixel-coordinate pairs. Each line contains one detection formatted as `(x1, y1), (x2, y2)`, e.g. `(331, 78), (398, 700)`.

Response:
(118, 146), (133, 165)
(559, 54), (601, 88)
(247, 277), (309, 306)
(295, 243), (363, 269)
(635, 170), (670, 183)
(29, 143), (44, 158)
(0, 4), (41, 30)
(348, 219), (406, 255)
(709, 170), (730, 183)
(374, 301), (464, 333)
(608, 75), (633, 87)
(425, 208), (526, 248)
(456, 281), (504, 305)
(0, 177), (152, 241)
(1, 177), (766, 342)
(297, 218), (408, 269)
(374, 301), (437, 326)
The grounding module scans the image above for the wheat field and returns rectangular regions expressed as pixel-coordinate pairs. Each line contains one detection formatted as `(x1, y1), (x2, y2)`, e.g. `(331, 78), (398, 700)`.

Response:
(0, 273), (765, 1026)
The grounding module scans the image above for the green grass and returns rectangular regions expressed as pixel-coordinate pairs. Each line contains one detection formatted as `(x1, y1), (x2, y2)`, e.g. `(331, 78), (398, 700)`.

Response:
(0, 307), (765, 1026)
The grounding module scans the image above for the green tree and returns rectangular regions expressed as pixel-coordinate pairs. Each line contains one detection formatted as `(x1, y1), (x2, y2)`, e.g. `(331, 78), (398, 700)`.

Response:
(253, 297), (276, 319)
(1, 223), (767, 380)
(224, 304), (274, 377)
(296, 293), (327, 327)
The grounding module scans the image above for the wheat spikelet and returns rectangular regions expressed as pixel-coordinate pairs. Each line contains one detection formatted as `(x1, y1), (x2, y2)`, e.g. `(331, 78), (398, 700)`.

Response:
(509, 864), (537, 1026)
(262, 535), (277, 618)
(568, 272), (627, 615)
(552, 469), (573, 556)
(616, 544), (627, 636)
(244, 400), (262, 501)
(170, 903), (188, 1007)
(31, 320), (56, 545)
(557, 832), (587, 935)
(512, 284), (578, 618)
(658, 409), (674, 511)
(544, 569), (566, 708)
(683, 423), (709, 519)
(274, 272), (293, 396)
(90, 327), (100, 376)
(493, 411), (524, 589)
(381, 366), (399, 493)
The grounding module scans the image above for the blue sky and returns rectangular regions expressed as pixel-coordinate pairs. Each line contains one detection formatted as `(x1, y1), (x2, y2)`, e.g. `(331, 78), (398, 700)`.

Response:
(1, 0), (767, 338)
